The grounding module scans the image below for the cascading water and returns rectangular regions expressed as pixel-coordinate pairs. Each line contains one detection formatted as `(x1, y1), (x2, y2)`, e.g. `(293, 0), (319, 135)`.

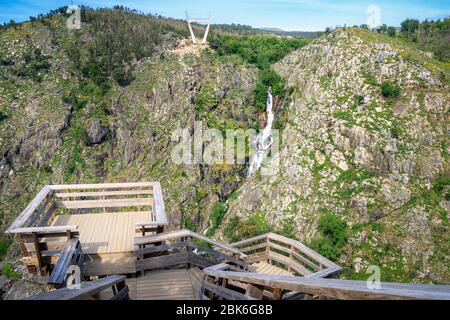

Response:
(248, 91), (274, 175)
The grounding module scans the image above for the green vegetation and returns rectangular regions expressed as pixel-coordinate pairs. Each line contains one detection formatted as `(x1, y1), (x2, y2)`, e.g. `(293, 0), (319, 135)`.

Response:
(0, 109), (7, 122)
(1, 263), (21, 279)
(211, 34), (309, 70)
(380, 81), (401, 98)
(212, 34), (309, 112)
(403, 174), (450, 222)
(205, 202), (227, 237)
(387, 26), (396, 37)
(12, 48), (50, 82)
(0, 239), (12, 259)
(400, 17), (450, 61)
(223, 211), (272, 242)
(310, 211), (349, 261)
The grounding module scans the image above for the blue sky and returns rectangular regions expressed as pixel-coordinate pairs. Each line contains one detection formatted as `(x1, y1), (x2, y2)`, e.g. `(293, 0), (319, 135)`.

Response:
(0, 0), (449, 31)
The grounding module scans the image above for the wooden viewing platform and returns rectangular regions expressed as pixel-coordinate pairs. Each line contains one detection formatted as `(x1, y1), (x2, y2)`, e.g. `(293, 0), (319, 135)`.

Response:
(6, 182), (167, 277)
(6, 182), (450, 300)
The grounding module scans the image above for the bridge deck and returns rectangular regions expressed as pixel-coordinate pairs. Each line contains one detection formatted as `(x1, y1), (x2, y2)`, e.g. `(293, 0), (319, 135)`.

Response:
(253, 261), (292, 276)
(52, 212), (150, 254)
(100, 269), (198, 300)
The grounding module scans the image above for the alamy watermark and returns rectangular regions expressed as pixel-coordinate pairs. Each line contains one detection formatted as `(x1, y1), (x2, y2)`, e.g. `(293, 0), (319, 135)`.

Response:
(170, 121), (280, 176)
(66, 5), (81, 30)
(367, 4), (382, 29)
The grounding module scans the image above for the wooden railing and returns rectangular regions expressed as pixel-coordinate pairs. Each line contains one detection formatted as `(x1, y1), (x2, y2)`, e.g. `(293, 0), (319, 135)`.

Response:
(25, 275), (129, 300)
(48, 238), (84, 288)
(6, 182), (167, 274)
(134, 229), (248, 272)
(230, 233), (341, 278)
(202, 269), (450, 300)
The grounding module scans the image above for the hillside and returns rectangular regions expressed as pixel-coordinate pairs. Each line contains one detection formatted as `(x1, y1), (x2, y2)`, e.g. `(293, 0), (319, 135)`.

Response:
(0, 7), (448, 287)
(219, 29), (449, 284)
(0, 8), (262, 258)
(0, 7), (311, 269)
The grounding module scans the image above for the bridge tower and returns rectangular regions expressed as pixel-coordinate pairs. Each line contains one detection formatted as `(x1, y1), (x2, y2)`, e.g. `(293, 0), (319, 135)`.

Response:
(185, 11), (212, 45)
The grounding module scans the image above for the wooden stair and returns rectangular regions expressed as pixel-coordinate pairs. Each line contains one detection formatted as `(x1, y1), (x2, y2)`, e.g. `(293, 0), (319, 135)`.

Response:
(252, 261), (292, 276)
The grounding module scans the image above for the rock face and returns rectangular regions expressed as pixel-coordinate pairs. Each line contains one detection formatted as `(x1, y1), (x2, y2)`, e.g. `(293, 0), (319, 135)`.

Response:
(0, 16), (258, 248)
(87, 119), (109, 144)
(221, 29), (449, 283)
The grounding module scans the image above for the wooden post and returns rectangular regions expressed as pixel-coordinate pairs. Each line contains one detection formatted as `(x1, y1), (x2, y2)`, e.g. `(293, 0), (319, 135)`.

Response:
(116, 280), (129, 300)
(186, 236), (192, 269)
(17, 234), (28, 257)
(245, 283), (265, 299)
(66, 229), (72, 240)
(288, 245), (293, 273)
(272, 288), (282, 300)
(32, 232), (44, 275)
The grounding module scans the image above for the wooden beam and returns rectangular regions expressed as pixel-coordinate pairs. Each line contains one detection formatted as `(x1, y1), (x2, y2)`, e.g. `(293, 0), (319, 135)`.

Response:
(267, 233), (339, 269)
(8, 225), (78, 235)
(25, 275), (127, 300)
(245, 283), (265, 299)
(152, 182), (167, 225)
(32, 232), (44, 275)
(48, 182), (155, 190)
(203, 281), (256, 300)
(202, 270), (450, 300)
(6, 186), (53, 233)
(134, 229), (245, 258)
(55, 190), (153, 198)
(55, 198), (152, 209)
(135, 252), (189, 271)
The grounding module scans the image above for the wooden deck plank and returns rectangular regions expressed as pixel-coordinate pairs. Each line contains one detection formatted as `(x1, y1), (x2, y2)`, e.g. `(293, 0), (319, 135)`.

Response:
(253, 261), (292, 276)
(52, 212), (152, 254)
(133, 269), (195, 300)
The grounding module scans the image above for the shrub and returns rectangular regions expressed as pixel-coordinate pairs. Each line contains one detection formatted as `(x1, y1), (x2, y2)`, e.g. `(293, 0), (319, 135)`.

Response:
(380, 81), (401, 98)
(223, 216), (240, 242)
(63, 91), (88, 111)
(2, 263), (21, 279)
(310, 238), (340, 261)
(0, 109), (8, 122)
(387, 26), (396, 37)
(112, 65), (134, 86)
(310, 211), (348, 261)
(0, 239), (12, 257)
(205, 202), (227, 237)
(317, 212), (348, 247)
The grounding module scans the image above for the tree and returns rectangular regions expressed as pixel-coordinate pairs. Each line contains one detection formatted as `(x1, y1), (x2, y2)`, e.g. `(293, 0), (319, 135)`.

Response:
(387, 26), (396, 37)
(400, 19), (419, 37)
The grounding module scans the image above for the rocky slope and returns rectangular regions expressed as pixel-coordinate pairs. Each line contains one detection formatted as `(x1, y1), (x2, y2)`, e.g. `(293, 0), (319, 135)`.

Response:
(0, 12), (258, 263)
(220, 29), (449, 283)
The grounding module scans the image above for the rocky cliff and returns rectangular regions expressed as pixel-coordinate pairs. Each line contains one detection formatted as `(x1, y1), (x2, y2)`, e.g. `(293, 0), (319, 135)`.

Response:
(221, 29), (449, 283)
(0, 12), (258, 258)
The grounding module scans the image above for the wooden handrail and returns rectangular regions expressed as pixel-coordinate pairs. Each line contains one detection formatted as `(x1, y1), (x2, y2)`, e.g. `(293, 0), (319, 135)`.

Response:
(25, 275), (129, 300)
(6, 186), (53, 233)
(7, 225), (79, 234)
(230, 232), (340, 277)
(134, 229), (247, 258)
(202, 270), (450, 300)
(47, 182), (156, 190)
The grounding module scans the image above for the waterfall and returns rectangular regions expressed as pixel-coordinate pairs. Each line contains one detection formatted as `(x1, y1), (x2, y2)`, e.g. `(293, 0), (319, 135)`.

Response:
(248, 91), (274, 175)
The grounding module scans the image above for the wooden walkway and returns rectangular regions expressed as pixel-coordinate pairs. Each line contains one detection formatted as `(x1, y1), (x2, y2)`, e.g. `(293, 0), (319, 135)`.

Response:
(52, 212), (150, 254)
(253, 261), (292, 276)
(100, 269), (200, 300)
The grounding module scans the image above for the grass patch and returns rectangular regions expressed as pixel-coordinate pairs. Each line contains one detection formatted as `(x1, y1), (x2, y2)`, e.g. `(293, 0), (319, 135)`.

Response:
(380, 81), (401, 98)
(1, 263), (21, 279)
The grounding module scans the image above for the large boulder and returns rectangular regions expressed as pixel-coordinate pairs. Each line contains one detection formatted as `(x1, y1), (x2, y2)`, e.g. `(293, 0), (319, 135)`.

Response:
(87, 118), (109, 145)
